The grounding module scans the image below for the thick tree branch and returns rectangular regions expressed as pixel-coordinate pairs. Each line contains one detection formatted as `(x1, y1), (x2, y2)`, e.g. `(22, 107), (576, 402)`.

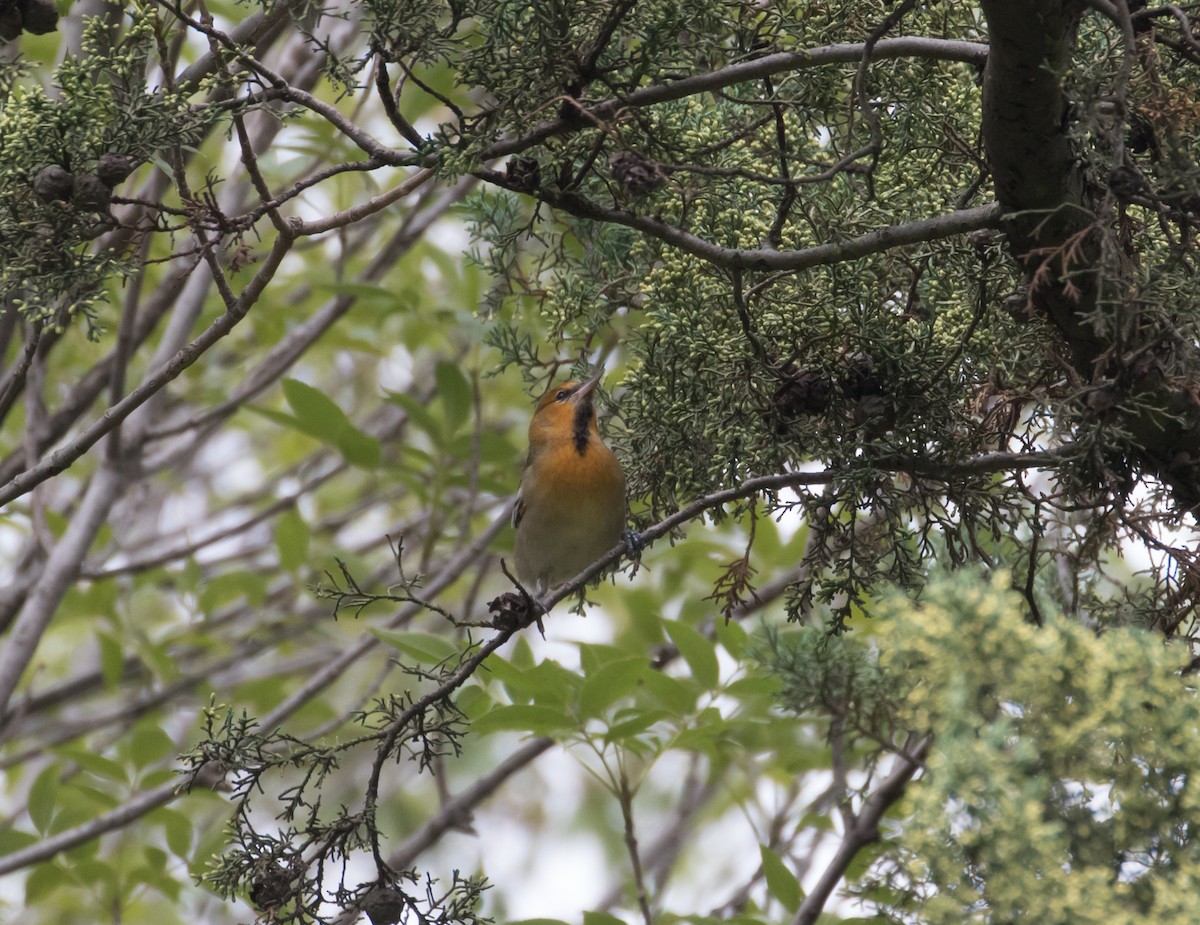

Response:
(482, 165), (1002, 271)
(0, 465), (125, 724)
(980, 0), (1200, 514)
(486, 38), (989, 159)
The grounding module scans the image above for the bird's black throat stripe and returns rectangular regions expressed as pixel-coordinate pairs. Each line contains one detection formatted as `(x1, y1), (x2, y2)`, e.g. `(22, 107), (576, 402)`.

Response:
(572, 402), (591, 455)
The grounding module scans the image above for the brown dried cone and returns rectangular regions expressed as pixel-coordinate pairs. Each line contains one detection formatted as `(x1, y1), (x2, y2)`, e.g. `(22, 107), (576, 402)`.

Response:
(248, 858), (300, 911)
(18, 0), (56, 34)
(32, 165), (74, 204)
(1126, 112), (1158, 157)
(772, 368), (832, 432)
(73, 174), (113, 214)
(840, 352), (884, 401)
(504, 157), (540, 192)
(488, 590), (542, 632)
(362, 886), (407, 925)
(610, 150), (668, 196)
(96, 153), (140, 187)
(1003, 290), (1033, 321)
(1108, 164), (1152, 203)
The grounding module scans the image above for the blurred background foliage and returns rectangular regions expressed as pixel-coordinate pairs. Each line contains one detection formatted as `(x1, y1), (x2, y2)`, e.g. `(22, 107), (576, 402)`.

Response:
(1, 0), (1199, 924)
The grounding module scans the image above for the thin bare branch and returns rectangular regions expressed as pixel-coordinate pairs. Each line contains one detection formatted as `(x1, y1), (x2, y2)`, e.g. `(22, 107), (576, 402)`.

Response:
(791, 739), (930, 925)
(0, 232), (293, 508)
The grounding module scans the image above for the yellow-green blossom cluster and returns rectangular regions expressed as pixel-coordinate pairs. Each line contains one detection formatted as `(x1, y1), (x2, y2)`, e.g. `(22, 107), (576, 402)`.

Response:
(868, 572), (1200, 923)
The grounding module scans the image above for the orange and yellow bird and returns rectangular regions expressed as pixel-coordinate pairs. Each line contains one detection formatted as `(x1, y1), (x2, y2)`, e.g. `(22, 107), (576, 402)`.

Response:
(513, 372), (629, 596)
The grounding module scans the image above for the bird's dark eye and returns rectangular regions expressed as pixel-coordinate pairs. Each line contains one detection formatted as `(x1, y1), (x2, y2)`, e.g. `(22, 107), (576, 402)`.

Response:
(555, 389), (570, 402)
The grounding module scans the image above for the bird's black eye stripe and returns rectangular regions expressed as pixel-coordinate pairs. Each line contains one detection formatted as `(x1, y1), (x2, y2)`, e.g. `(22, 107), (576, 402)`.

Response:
(555, 389), (571, 401)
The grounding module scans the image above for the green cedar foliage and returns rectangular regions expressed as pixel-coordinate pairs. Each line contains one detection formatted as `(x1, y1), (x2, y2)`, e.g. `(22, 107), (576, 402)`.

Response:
(762, 572), (1200, 924)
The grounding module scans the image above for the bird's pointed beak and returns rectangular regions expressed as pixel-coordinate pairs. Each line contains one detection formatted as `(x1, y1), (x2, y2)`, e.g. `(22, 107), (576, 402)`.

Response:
(572, 370), (604, 402)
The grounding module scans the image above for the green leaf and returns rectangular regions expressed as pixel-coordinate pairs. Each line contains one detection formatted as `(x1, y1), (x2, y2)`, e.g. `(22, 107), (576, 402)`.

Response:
(138, 769), (178, 789)
(579, 657), (648, 718)
(385, 389), (442, 441)
(483, 657), (582, 708)
(481, 656), (535, 704)
(724, 675), (780, 700)
(98, 631), (124, 688)
(27, 764), (59, 834)
(664, 620), (720, 688)
(523, 659), (583, 709)
(509, 636), (536, 668)
(198, 570), (267, 613)
(674, 723), (724, 756)
(276, 378), (381, 468)
(25, 862), (70, 905)
(156, 808), (193, 858)
(370, 628), (459, 664)
(714, 618), (750, 658)
(471, 704), (573, 736)
(760, 844), (803, 913)
(640, 671), (698, 716)
(246, 405), (309, 433)
(274, 508), (310, 571)
(137, 635), (183, 681)
(126, 724), (175, 769)
(584, 912), (628, 925)
(604, 708), (670, 743)
(72, 857), (118, 896)
(57, 782), (119, 816)
(455, 684), (493, 720)
(313, 280), (399, 308)
(579, 642), (635, 675)
(131, 855), (183, 900)
(283, 378), (349, 435)
(335, 426), (382, 468)
(620, 591), (665, 646)
(0, 828), (38, 856)
(435, 360), (473, 434)
(56, 747), (125, 782)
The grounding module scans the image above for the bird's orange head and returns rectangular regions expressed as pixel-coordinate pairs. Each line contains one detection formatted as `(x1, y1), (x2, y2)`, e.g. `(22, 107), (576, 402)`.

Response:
(529, 372), (604, 453)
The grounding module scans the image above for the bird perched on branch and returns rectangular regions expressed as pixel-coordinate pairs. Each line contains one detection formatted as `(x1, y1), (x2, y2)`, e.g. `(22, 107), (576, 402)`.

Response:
(513, 372), (630, 597)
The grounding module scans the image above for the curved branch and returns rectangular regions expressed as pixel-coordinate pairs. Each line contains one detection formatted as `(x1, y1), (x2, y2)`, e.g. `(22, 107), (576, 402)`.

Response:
(486, 37), (989, 159)
(482, 166), (1002, 271)
(387, 738), (555, 871)
(541, 447), (1065, 611)
(0, 442), (1059, 873)
(0, 775), (182, 877)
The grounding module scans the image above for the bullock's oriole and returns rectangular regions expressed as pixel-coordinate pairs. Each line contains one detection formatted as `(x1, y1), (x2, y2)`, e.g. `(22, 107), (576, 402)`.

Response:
(513, 372), (629, 596)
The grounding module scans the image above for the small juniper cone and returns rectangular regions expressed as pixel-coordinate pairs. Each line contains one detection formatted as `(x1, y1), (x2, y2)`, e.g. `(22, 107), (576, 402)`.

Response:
(22, 0), (56, 32)
(32, 165), (74, 204)
(488, 590), (537, 631)
(610, 150), (667, 196)
(97, 153), (140, 188)
(73, 174), (113, 214)
(362, 885), (406, 925)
